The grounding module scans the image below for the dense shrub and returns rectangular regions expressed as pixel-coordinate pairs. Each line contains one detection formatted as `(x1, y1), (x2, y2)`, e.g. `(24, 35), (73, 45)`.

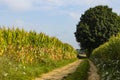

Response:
(91, 33), (120, 80)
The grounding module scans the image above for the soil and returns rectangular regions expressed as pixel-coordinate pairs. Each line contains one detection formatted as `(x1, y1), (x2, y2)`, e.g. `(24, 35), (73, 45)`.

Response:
(35, 60), (81, 80)
(35, 60), (100, 80)
(88, 60), (100, 80)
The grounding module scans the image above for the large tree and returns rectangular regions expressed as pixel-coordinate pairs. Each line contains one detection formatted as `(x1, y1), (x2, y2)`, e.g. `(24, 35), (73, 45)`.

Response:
(75, 5), (120, 57)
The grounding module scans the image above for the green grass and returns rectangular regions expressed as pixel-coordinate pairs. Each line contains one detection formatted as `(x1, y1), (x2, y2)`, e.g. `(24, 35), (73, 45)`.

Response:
(64, 59), (90, 80)
(0, 55), (77, 80)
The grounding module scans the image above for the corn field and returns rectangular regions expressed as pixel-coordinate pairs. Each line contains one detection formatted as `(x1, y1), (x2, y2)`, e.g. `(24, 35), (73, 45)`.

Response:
(0, 27), (76, 64)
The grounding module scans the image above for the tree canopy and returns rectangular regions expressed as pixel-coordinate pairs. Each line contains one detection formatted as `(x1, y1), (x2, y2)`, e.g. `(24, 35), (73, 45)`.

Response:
(74, 5), (120, 57)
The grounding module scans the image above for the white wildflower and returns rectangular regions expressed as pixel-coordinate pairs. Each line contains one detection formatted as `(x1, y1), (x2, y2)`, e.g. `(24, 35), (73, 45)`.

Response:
(4, 73), (8, 77)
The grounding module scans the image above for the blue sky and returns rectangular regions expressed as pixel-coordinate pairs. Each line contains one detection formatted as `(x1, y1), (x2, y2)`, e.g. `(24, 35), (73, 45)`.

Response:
(0, 0), (120, 49)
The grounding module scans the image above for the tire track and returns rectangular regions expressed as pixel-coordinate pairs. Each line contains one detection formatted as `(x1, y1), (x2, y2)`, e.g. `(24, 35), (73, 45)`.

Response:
(88, 60), (100, 80)
(35, 60), (81, 80)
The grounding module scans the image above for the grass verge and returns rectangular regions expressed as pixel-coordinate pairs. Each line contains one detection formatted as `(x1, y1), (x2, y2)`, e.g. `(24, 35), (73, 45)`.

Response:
(64, 59), (90, 80)
(0, 55), (77, 80)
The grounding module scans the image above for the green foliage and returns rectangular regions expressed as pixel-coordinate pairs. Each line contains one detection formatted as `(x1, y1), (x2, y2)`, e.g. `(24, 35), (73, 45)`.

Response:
(75, 5), (120, 57)
(92, 33), (120, 60)
(0, 55), (76, 80)
(91, 33), (120, 80)
(64, 59), (90, 80)
(0, 27), (76, 63)
(0, 27), (77, 80)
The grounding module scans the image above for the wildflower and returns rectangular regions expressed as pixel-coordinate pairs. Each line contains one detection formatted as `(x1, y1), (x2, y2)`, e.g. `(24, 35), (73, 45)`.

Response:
(23, 66), (25, 69)
(23, 72), (26, 75)
(8, 62), (12, 65)
(105, 72), (109, 75)
(4, 73), (8, 77)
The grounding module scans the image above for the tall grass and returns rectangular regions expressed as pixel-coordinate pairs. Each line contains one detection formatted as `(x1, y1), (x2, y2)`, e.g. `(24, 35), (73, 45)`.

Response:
(0, 27), (76, 63)
(0, 27), (77, 80)
(91, 33), (120, 80)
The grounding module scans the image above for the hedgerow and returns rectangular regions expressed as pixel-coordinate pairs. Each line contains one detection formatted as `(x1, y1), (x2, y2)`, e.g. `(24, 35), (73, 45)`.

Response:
(91, 33), (120, 80)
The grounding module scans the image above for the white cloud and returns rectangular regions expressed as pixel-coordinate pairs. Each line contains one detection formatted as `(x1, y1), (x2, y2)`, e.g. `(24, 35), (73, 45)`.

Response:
(0, 0), (32, 11)
(0, 0), (111, 11)
(66, 0), (109, 6)
(47, 0), (64, 6)
(0, 0), (118, 17)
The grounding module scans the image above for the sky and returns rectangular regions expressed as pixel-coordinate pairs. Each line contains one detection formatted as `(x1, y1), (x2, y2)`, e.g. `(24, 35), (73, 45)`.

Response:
(0, 0), (120, 49)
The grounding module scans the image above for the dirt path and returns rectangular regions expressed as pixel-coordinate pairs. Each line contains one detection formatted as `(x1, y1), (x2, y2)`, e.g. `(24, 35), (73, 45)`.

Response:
(88, 61), (100, 80)
(35, 60), (81, 80)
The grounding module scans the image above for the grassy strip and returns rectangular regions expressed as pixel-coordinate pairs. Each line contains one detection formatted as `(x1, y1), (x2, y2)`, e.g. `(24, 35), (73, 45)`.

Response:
(64, 59), (90, 80)
(0, 55), (77, 80)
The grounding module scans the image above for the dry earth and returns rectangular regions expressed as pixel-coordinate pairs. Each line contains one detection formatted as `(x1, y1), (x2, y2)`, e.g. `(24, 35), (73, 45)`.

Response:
(35, 60), (81, 80)
(34, 59), (100, 80)
(88, 60), (100, 80)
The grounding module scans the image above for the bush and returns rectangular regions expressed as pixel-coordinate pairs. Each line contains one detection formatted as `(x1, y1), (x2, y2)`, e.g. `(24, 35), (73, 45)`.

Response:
(91, 33), (120, 80)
